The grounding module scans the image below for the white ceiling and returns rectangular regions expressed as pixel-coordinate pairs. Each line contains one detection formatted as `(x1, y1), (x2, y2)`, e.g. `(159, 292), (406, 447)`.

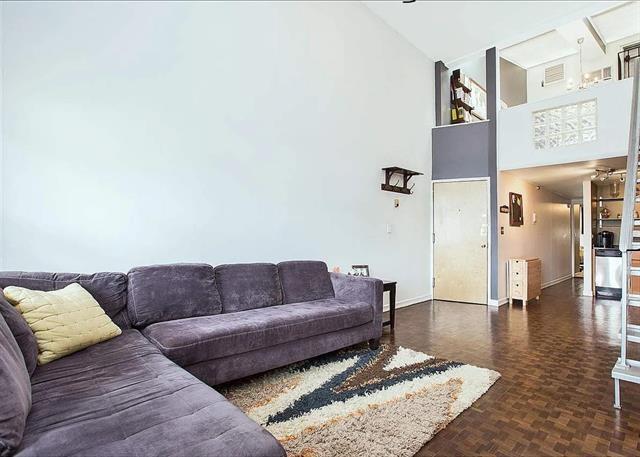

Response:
(504, 157), (627, 199)
(363, 1), (621, 64)
(501, 2), (640, 69)
(591, 1), (640, 43)
(500, 31), (577, 69)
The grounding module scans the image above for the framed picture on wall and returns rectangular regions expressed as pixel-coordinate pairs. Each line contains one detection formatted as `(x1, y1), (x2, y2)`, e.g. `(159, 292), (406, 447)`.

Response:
(509, 192), (523, 226)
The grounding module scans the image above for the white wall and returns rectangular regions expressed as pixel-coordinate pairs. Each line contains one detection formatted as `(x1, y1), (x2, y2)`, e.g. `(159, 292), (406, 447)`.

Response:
(582, 180), (593, 296)
(456, 54), (487, 89)
(0, 1), (4, 270)
(527, 35), (640, 102)
(498, 172), (572, 302)
(1, 2), (434, 306)
(499, 78), (633, 170)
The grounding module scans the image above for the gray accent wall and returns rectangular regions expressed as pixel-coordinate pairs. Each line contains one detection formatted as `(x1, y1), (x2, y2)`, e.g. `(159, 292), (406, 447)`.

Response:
(432, 122), (490, 180)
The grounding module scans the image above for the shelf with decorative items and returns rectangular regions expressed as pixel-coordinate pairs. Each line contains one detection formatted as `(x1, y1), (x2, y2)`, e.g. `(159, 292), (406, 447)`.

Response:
(591, 170), (640, 231)
(450, 69), (474, 124)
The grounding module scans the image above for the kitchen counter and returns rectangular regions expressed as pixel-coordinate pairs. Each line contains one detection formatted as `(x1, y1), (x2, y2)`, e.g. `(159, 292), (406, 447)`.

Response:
(594, 246), (620, 251)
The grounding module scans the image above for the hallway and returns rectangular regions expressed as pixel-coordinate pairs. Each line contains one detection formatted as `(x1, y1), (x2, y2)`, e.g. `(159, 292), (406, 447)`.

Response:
(383, 279), (640, 456)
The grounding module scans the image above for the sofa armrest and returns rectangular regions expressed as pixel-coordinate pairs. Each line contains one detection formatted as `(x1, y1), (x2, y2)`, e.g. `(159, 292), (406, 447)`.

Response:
(330, 273), (383, 332)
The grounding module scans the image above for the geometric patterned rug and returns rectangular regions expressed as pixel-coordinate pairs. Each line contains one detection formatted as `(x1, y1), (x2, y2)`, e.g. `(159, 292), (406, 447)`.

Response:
(221, 344), (500, 457)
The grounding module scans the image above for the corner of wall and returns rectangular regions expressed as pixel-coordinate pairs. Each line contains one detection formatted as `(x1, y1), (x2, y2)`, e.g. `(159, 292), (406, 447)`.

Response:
(0, 1), (5, 270)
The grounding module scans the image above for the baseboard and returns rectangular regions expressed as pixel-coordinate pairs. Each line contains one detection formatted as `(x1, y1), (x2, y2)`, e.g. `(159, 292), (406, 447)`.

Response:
(500, 275), (575, 305)
(542, 274), (573, 289)
(383, 294), (431, 312)
(490, 298), (509, 307)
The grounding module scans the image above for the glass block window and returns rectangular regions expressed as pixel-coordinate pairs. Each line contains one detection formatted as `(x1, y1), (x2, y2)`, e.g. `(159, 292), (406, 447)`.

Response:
(532, 99), (597, 150)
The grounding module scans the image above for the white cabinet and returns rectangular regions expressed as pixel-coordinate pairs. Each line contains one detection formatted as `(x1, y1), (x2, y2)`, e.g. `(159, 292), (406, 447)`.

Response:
(508, 258), (542, 304)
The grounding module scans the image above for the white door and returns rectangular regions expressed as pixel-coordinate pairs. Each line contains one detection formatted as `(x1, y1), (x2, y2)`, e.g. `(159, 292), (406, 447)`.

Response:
(433, 180), (488, 304)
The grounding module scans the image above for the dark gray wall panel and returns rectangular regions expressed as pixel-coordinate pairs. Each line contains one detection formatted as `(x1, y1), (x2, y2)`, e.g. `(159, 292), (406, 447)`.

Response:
(434, 60), (449, 126)
(487, 47), (498, 301)
(432, 121), (490, 180)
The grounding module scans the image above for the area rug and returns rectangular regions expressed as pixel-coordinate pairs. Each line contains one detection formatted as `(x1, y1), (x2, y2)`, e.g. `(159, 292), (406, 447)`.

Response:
(221, 344), (500, 457)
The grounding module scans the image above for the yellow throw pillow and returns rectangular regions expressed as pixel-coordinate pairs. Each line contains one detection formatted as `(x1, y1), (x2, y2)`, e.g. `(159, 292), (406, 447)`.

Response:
(3, 283), (122, 365)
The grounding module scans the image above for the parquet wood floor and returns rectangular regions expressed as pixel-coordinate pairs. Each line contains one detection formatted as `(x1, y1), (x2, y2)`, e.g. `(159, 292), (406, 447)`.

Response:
(381, 279), (640, 456)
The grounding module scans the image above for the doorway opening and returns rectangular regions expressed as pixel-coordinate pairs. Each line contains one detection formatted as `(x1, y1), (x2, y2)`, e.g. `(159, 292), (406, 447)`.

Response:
(500, 156), (626, 299)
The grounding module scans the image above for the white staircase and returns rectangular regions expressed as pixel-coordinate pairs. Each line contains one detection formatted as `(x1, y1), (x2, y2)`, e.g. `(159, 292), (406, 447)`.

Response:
(612, 62), (640, 409)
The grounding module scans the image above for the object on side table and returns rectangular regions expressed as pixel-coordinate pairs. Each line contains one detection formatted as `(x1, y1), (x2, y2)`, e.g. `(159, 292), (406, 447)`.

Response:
(350, 264), (370, 277)
(382, 280), (397, 330)
(508, 258), (541, 304)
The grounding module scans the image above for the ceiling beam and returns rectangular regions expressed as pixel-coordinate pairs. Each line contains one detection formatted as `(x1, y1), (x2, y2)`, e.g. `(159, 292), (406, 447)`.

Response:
(583, 17), (606, 54)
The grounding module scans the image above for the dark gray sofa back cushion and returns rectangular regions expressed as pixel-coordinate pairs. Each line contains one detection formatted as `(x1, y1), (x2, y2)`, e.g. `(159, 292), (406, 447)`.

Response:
(0, 294), (37, 376)
(0, 271), (130, 329)
(0, 313), (31, 456)
(214, 263), (283, 313)
(127, 263), (222, 327)
(277, 261), (335, 304)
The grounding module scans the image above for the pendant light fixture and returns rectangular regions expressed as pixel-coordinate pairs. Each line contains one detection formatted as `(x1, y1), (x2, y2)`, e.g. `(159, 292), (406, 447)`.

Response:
(578, 38), (586, 90)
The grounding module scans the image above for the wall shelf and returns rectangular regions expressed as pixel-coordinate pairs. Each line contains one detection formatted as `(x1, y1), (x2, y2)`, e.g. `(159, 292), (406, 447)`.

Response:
(381, 167), (423, 195)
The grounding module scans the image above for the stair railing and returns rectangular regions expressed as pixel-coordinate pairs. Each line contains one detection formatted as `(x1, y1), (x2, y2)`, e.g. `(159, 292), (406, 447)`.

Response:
(620, 62), (640, 252)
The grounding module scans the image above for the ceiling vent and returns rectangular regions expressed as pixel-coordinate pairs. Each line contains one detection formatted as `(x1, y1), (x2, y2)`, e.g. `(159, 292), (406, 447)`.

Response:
(544, 63), (565, 85)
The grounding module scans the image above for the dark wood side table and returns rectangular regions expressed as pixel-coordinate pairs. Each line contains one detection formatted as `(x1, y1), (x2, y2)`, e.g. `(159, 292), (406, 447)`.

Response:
(382, 280), (397, 330)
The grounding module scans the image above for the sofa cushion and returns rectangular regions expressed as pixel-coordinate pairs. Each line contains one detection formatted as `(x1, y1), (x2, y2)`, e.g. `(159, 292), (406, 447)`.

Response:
(0, 294), (38, 376)
(127, 264), (222, 328)
(0, 313), (31, 457)
(142, 298), (373, 367)
(277, 261), (335, 304)
(16, 329), (284, 457)
(214, 263), (283, 313)
(4, 284), (122, 365)
(0, 272), (130, 329)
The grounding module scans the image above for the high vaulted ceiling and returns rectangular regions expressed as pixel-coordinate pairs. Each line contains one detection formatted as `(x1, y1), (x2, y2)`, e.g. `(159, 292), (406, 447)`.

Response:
(501, 1), (640, 69)
(363, 1), (627, 65)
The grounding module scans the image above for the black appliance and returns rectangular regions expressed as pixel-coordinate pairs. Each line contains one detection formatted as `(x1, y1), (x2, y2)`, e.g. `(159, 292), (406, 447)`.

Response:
(597, 231), (615, 248)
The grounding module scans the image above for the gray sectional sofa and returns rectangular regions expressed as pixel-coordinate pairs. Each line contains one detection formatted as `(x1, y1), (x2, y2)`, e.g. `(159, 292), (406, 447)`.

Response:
(0, 261), (383, 456)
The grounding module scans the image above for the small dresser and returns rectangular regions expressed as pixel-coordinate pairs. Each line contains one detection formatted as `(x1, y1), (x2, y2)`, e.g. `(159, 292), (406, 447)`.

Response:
(508, 258), (542, 304)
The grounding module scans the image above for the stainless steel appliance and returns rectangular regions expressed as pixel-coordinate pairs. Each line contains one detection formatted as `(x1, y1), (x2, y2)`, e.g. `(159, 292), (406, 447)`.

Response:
(595, 248), (622, 299)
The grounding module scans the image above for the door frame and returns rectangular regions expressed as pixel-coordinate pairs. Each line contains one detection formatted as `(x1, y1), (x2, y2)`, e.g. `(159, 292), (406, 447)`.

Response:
(431, 177), (491, 305)
(569, 199), (583, 278)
